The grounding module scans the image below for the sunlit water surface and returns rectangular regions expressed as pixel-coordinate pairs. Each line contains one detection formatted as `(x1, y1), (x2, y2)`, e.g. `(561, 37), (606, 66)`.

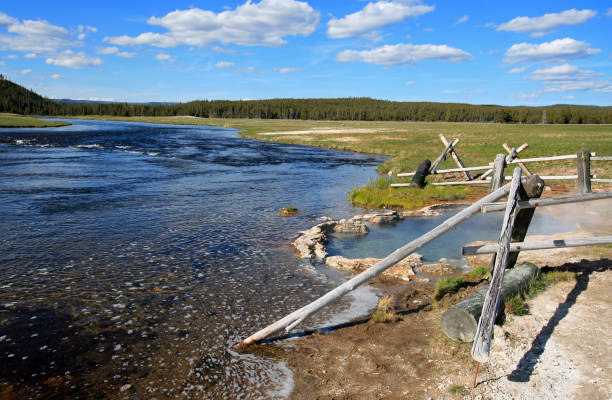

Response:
(0, 119), (384, 399)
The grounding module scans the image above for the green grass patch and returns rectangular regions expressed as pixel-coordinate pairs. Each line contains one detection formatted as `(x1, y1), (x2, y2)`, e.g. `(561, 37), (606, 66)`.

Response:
(505, 294), (527, 316)
(349, 178), (481, 210)
(526, 270), (577, 299)
(463, 265), (491, 280)
(448, 384), (466, 396)
(0, 113), (70, 128)
(435, 278), (465, 301)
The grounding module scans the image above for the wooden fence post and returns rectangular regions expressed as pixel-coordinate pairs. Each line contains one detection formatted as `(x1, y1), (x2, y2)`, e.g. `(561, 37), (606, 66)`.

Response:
(506, 174), (545, 269)
(410, 159), (431, 188)
(490, 154), (506, 191)
(577, 148), (591, 194)
(472, 168), (522, 363)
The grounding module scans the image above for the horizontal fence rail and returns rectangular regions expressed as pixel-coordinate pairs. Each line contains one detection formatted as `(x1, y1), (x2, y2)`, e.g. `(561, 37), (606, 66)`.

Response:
(462, 235), (612, 255)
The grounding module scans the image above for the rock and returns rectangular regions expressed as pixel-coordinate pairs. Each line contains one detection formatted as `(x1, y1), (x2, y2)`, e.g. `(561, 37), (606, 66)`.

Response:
(402, 203), (470, 218)
(333, 219), (368, 233)
(325, 254), (423, 281)
(278, 206), (298, 216)
(418, 263), (456, 277)
(358, 210), (401, 224)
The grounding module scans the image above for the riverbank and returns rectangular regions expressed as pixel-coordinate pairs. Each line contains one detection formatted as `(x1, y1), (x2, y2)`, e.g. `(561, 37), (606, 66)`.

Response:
(0, 113), (70, 128)
(267, 199), (612, 399)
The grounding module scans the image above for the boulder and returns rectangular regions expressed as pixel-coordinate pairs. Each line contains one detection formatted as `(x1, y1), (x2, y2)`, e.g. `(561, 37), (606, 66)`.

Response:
(325, 254), (424, 281)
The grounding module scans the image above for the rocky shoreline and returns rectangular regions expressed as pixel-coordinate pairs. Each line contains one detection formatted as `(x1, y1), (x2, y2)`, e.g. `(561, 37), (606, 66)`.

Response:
(292, 203), (469, 282)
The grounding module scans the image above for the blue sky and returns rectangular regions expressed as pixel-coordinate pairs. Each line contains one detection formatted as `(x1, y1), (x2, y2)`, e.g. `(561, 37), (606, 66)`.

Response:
(1, 1), (611, 105)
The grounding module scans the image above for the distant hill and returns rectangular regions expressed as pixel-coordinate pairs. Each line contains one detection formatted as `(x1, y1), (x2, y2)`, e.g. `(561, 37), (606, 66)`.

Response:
(0, 75), (610, 123)
(0, 74), (60, 115)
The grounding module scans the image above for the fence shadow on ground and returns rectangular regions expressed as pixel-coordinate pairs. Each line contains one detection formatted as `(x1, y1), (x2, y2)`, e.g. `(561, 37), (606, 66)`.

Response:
(507, 258), (611, 382)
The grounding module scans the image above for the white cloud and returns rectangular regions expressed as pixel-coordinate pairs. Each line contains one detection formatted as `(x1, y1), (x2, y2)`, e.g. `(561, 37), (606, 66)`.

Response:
(336, 43), (473, 66)
(531, 64), (598, 81)
(20, 69), (31, 75)
(155, 53), (174, 62)
(215, 61), (235, 68)
(563, 95), (575, 100)
(422, 27), (434, 32)
(607, 8), (612, 17)
(276, 67), (300, 73)
(98, 46), (119, 55)
(327, 0), (434, 39)
(543, 80), (612, 93)
(4, 54), (18, 59)
(497, 9), (596, 36)
(236, 66), (261, 73)
(97, 46), (136, 58)
(508, 66), (527, 74)
(51, 73), (61, 79)
(106, 0), (319, 48)
(455, 15), (469, 25)
(78, 33), (86, 40)
(24, 53), (36, 58)
(528, 63), (612, 93)
(211, 46), (236, 54)
(0, 11), (73, 53)
(0, 61), (4, 65)
(45, 50), (103, 69)
(405, 81), (416, 85)
(504, 38), (600, 64)
(512, 91), (540, 99)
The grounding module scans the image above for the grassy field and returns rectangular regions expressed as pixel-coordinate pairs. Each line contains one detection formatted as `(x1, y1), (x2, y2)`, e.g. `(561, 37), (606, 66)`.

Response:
(0, 113), (70, 128)
(68, 116), (612, 209)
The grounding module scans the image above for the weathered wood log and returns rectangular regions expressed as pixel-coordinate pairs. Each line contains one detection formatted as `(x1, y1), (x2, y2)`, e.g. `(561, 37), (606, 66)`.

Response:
(233, 184), (512, 349)
(504, 175), (589, 180)
(503, 143), (532, 176)
(462, 235), (612, 255)
(440, 134), (472, 180)
(490, 154), (506, 191)
(441, 262), (539, 342)
(506, 153), (595, 164)
(481, 191), (612, 213)
(577, 148), (592, 194)
(410, 159), (431, 188)
(591, 156), (612, 161)
(429, 139), (458, 174)
(592, 178), (612, 183)
(397, 165), (490, 177)
(472, 167), (522, 363)
(506, 174), (544, 269)
(430, 180), (490, 186)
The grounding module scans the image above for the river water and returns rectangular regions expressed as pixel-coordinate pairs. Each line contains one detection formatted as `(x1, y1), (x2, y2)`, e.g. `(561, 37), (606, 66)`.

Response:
(0, 120), (384, 399)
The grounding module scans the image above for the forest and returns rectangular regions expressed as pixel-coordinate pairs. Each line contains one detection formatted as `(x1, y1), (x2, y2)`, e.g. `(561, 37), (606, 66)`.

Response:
(1, 75), (611, 124)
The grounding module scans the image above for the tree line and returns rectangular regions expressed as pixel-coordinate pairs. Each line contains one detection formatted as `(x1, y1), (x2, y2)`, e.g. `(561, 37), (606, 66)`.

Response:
(1, 75), (611, 124)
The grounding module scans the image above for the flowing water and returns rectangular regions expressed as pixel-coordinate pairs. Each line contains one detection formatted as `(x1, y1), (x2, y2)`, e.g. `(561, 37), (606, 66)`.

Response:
(0, 120), (384, 399)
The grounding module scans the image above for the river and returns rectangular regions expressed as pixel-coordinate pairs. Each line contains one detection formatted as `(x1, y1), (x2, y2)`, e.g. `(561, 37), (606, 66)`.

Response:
(0, 119), (384, 399)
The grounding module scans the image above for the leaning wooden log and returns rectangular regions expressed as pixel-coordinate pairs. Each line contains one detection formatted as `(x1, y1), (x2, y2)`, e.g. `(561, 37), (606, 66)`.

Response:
(233, 183), (512, 349)
(482, 191), (612, 213)
(591, 156), (612, 161)
(462, 235), (612, 255)
(429, 139), (458, 174)
(503, 143), (532, 176)
(577, 148), (592, 194)
(503, 175), (595, 180)
(410, 159), (431, 188)
(440, 134), (472, 180)
(472, 167), (522, 363)
(592, 178), (612, 183)
(490, 154), (507, 191)
(441, 262), (539, 342)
